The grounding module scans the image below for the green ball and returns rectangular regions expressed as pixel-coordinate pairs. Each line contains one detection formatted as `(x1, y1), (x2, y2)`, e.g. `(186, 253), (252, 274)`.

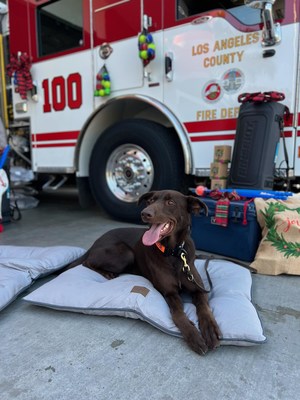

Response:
(103, 80), (111, 89)
(94, 90), (99, 97)
(139, 34), (146, 44)
(104, 88), (111, 95)
(140, 50), (148, 60)
(148, 43), (156, 50)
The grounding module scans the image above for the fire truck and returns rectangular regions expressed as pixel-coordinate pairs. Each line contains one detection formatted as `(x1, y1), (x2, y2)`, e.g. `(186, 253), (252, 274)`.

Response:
(5, 0), (300, 221)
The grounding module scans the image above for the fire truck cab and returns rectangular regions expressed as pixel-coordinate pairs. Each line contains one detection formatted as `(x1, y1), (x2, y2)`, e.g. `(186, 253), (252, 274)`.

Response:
(6, 0), (299, 221)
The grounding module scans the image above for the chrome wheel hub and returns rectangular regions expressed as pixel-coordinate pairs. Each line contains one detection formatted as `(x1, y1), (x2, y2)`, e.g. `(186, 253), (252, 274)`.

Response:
(106, 144), (154, 202)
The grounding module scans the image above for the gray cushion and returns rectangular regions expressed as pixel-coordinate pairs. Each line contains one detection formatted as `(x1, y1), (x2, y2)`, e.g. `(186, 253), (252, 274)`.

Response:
(0, 245), (86, 311)
(23, 259), (266, 346)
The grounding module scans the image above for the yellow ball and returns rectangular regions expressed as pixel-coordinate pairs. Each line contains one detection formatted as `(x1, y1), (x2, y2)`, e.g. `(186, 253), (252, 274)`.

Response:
(139, 34), (146, 44)
(140, 50), (148, 60)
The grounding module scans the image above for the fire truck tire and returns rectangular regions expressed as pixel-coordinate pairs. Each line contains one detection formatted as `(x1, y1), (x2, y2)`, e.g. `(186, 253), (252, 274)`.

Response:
(89, 119), (184, 222)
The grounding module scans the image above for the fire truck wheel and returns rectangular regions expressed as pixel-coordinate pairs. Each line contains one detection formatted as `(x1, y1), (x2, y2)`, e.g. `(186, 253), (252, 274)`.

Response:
(89, 119), (184, 222)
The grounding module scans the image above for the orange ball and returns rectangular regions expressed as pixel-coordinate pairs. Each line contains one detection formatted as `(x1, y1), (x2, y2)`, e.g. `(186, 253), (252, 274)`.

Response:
(195, 186), (206, 196)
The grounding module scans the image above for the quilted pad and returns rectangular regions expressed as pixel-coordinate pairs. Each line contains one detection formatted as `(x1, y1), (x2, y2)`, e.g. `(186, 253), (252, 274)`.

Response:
(23, 258), (266, 346)
(0, 245), (86, 311)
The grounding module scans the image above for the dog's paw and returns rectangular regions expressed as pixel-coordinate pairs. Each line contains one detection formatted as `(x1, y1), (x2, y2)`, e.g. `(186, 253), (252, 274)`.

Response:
(184, 324), (209, 355)
(198, 316), (221, 350)
(187, 333), (209, 355)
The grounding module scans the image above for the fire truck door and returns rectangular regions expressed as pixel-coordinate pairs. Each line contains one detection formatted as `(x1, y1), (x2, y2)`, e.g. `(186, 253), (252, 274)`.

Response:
(92, 0), (144, 92)
(163, 1), (297, 175)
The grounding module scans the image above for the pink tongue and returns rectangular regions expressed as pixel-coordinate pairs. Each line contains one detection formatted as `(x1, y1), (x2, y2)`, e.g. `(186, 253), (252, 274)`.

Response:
(142, 224), (165, 246)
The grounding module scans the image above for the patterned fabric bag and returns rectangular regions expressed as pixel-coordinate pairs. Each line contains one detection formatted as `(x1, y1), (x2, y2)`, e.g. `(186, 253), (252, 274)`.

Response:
(251, 195), (300, 275)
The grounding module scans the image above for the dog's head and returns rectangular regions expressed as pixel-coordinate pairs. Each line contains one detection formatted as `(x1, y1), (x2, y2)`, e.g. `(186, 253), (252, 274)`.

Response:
(138, 190), (207, 246)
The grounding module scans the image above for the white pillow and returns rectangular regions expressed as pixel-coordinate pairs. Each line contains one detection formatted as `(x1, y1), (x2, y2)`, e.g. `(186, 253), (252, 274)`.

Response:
(0, 267), (32, 311)
(0, 245), (86, 311)
(23, 259), (266, 346)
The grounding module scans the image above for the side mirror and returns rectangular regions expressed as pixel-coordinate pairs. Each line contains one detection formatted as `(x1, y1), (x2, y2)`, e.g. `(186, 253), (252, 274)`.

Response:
(245, 0), (281, 46)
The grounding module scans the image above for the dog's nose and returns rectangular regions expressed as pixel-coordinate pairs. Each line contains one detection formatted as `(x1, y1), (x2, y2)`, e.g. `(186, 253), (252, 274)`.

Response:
(141, 209), (154, 220)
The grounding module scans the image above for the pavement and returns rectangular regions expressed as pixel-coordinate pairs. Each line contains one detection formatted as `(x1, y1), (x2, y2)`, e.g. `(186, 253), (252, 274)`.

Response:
(0, 188), (299, 400)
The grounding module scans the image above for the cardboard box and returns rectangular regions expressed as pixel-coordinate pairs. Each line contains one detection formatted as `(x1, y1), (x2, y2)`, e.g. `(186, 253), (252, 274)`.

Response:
(210, 162), (228, 179)
(211, 179), (227, 190)
(214, 145), (232, 163)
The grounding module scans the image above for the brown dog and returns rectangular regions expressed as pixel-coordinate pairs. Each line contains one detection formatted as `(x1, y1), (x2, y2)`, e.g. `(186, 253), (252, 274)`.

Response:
(67, 190), (221, 355)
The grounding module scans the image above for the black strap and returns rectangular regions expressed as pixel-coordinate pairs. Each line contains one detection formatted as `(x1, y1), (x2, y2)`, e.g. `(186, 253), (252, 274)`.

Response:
(156, 241), (186, 258)
(279, 108), (291, 190)
(196, 254), (257, 274)
(10, 200), (22, 221)
(203, 257), (213, 290)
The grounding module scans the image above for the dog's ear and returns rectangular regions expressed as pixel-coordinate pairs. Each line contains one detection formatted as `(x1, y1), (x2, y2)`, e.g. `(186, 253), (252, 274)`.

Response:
(187, 196), (208, 216)
(138, 191), (155, 205)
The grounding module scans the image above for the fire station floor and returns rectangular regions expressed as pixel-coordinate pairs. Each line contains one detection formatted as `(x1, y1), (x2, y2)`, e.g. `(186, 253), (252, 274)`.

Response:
(0, 188), (299, 400)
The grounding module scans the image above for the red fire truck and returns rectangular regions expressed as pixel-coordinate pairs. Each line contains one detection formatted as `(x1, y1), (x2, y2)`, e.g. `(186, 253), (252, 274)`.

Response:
(5, 0), (299, 221)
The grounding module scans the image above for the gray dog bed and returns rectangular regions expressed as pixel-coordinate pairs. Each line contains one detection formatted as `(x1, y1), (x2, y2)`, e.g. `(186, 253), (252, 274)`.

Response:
(0, 245), (266, 346)
(22, 255), (266, 346)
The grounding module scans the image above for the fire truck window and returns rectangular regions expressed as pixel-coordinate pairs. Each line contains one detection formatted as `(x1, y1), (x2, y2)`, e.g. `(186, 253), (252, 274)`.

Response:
(176, 1), (285, 24)
(37, 0), (83, 57)
(177, 0), (189, 19)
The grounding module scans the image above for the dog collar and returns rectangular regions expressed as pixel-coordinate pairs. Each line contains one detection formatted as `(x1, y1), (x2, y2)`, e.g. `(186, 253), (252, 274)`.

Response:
(155, 241), (186, 258)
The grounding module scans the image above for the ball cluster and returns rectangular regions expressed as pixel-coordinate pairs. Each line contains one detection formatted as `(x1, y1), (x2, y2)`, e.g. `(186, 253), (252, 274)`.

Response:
(138, 32), (156, 66)
(94, 70), (111, 97)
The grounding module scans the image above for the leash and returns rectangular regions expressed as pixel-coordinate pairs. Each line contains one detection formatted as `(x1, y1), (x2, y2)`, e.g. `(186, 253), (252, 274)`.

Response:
(155, 239), (257, 292)
(155, 241), (212, 293)
(180, 251), (212, 293)
(196, 253), (257, 274)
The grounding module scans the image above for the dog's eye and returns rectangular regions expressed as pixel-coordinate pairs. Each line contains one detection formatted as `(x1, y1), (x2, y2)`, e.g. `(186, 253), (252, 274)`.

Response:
(167, 199), (175, 206)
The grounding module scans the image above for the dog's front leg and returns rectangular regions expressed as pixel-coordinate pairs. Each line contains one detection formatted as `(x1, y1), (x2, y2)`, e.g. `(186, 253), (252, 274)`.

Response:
(192, 291), (221, 350)
(165, 293), (208, 355)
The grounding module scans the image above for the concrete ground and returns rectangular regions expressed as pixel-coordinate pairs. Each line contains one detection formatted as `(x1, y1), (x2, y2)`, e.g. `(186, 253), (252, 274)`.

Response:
(0, 189), (299, 400)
